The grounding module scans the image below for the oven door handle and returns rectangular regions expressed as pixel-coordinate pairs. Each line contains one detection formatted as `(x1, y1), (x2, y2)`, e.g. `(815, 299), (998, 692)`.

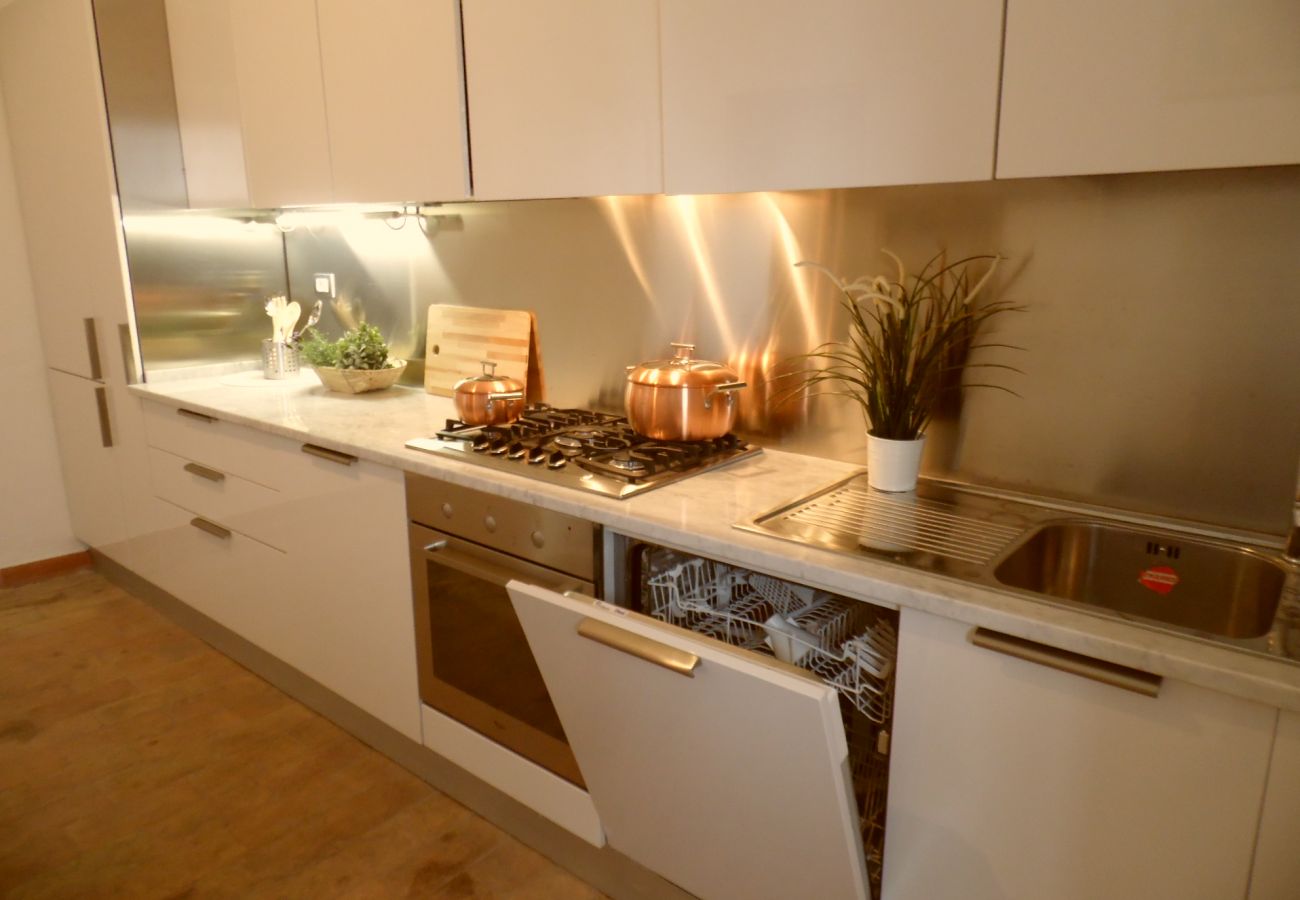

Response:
(422, 537), (582, 594)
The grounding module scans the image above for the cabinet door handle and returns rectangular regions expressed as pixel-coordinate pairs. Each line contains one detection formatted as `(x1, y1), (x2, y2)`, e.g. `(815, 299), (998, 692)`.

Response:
(189, 517), (231, 539)
(301, 443), (357, 466)
(176, 407), (216, 424)
(117, 323), (140, 385)
(183, 461), (225, 483)
(94, 386), (113, 448)
(578, 617), (700, 678)
(969, 627), (1162, 697)
(84, 317), (103, 380)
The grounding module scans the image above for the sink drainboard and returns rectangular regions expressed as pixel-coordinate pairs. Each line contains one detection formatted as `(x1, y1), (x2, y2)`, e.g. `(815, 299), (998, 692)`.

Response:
(779, 481), (1024, 566)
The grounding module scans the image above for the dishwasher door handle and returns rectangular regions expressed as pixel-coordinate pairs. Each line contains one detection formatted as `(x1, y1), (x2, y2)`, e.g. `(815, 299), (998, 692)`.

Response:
(577, 618), (700, 678)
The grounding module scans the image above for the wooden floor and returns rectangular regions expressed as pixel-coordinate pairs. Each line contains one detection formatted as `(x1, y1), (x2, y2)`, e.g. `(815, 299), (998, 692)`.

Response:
(0, 568), (605, 899)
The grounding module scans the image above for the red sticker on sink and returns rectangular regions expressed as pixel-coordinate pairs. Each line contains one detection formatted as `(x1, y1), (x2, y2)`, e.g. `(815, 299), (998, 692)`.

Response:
(1138, 565), (1180, 595)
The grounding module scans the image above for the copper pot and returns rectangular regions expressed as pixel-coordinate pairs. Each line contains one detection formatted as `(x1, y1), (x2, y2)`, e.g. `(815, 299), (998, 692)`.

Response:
(625, 343), (747, 441)
(454, 360), (526, 426)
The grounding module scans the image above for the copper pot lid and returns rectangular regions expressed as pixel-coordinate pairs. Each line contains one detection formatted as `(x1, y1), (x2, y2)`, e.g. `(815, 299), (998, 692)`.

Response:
(454, 360), (524, 395)
(627, 343), (739, 389)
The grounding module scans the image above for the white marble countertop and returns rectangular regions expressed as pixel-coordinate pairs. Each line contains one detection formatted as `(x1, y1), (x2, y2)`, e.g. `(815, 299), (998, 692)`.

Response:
(130, 370), (1300, 712)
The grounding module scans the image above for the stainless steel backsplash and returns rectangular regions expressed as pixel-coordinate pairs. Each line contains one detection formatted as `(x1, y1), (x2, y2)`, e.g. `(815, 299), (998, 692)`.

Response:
(123, 166), (1300, 536)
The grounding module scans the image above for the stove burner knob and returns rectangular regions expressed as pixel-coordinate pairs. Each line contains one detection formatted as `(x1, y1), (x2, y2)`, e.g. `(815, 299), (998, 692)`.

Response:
(530, 530), (545, 549)
(526, 447), (548, 465)
(488, 438), (509, 455)
(547, 450), (567, 469)
(441, 502), (453, 519)
(506, 441), (527, 459)
(484, 514), (497, 533)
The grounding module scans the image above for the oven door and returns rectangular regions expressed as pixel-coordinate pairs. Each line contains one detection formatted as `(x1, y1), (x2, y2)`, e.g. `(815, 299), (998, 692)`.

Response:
(409, 523), (590, 786)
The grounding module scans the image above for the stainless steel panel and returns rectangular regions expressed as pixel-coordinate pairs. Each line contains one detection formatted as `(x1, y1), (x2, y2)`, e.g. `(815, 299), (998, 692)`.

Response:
(92, 0), (188, 211)
(122, 214), (288, 369)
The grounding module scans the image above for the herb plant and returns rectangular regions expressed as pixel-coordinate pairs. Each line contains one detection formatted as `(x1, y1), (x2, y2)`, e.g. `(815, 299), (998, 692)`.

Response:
(779, 251), (1022, 441)
(299, 324), (391, 371)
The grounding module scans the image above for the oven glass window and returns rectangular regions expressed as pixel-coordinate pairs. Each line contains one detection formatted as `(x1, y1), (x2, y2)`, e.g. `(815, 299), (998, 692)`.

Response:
(423, 558), (569, 743)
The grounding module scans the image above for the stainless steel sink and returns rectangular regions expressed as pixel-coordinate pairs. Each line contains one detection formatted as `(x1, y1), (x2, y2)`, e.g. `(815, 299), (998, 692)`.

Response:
(992, 520), (1289, 640)
(736, 473), (1300, 663)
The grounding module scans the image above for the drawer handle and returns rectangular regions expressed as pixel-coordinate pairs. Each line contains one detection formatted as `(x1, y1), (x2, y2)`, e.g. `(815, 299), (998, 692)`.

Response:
(578, 618), (699, 678)
(183, 461), (225, 483)
(84, 317), (103, 380)
(969, 627), (1162, 698)
(94, 386), (113, 448)
(177, 407), (217, 424)
(302, 443), (357, 466)
(189, 517), (231, 539)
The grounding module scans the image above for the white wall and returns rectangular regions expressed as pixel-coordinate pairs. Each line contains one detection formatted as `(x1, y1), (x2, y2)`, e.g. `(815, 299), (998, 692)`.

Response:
(0, 86), (80, 568)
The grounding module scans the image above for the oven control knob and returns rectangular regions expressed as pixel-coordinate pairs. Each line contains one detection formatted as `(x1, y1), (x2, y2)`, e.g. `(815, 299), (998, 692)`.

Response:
(441, 502), (453, 519)
(530, 530), (545, 549)
(484, 514), (497, 533)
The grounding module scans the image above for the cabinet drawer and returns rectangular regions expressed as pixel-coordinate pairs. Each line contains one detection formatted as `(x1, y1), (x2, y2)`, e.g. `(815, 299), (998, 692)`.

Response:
(143, 401), (300, 489)
(144, 496), (288, 649)
(148, 445), (285, 550)
(143, 400), (370, 501)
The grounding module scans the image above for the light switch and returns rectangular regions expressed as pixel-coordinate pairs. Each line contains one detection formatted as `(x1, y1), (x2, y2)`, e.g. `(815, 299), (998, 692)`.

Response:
(313, 273), (336, 297)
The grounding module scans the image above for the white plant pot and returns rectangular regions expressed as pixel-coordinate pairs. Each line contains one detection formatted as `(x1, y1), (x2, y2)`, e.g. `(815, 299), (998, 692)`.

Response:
(866, 432), (926, 492)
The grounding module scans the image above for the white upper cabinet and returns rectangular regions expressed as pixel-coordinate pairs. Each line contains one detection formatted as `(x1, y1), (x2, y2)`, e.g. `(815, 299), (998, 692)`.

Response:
(317, 0), (469, 203)
(167, 0), (469, 208)
(165, 0), (253, 209)
(0, 0), (133, 379)
(997, 0), (1300, 178)
(226, 0), (334, 207)
(462, 0), (662, 199)
(659, 0), (1004, 195)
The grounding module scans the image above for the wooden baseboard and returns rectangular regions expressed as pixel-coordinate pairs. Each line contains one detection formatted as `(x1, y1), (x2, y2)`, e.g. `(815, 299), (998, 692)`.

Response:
(0, 549), (92, 588)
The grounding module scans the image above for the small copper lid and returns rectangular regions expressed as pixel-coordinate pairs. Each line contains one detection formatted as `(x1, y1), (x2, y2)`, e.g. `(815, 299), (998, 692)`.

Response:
(454, 360), (524, 395)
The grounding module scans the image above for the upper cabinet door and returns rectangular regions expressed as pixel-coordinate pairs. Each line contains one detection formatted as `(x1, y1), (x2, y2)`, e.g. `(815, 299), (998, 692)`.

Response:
(0, 0), (132, 379)
(509, 582), (869, 900)
(462, 0), (662, 200)
(659, 0), (1004, 195)
(317, 0), (470, 203)
(165, 0), (252, 208)
(227, 0), (334, 207)
(998, 0), (1300, 178)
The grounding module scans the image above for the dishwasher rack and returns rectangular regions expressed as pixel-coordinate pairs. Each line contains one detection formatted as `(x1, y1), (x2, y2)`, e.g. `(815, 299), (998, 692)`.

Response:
(637, 547), (897, 898)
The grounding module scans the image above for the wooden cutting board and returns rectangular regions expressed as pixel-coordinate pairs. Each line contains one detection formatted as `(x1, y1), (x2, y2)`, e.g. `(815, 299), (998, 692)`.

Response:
(424, 304), (544, 401)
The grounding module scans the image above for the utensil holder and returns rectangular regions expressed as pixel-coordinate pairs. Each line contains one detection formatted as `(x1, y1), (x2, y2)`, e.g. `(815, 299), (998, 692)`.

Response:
(262, 339), (300, 380)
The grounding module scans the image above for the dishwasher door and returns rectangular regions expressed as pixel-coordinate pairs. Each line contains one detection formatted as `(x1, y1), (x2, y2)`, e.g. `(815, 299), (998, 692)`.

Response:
(509, 580), (869, 900)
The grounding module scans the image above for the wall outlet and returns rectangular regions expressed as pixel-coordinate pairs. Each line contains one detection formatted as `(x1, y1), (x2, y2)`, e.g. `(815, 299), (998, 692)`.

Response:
(313, 273), (336, 297)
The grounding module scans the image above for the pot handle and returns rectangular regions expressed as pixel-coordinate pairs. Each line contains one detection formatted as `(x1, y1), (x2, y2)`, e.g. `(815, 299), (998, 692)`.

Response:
(486, 391), (524, 413)
(703, 381), (747, 409)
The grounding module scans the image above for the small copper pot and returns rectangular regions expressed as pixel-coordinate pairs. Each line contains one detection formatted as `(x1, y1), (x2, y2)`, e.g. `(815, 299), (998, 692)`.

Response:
(454, 360), (526, 426)
(625, 343), (747, 441)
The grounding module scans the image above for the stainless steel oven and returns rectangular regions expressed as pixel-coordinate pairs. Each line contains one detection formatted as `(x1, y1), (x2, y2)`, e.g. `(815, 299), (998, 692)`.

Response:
(405, 473), (599, 787)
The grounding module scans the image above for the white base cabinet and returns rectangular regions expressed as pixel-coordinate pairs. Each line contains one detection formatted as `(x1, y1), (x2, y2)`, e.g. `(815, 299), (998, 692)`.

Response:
(1249, 709), (1300, 899)
(883, 607), (1275, 900)
(139, 401), (422, 741)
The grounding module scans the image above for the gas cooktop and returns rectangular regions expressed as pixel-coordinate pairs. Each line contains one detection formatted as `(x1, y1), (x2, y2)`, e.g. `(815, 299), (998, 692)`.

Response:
(405, 405), (762, 499)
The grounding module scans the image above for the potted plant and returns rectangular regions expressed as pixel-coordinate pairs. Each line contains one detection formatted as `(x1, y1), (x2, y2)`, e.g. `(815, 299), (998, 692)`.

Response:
(781, 250), (1021, 492)
(300, 323), (406, 394)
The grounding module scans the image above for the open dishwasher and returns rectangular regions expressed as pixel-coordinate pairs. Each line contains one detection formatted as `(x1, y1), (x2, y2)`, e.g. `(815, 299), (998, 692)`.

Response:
(508, 539), (898, 900)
